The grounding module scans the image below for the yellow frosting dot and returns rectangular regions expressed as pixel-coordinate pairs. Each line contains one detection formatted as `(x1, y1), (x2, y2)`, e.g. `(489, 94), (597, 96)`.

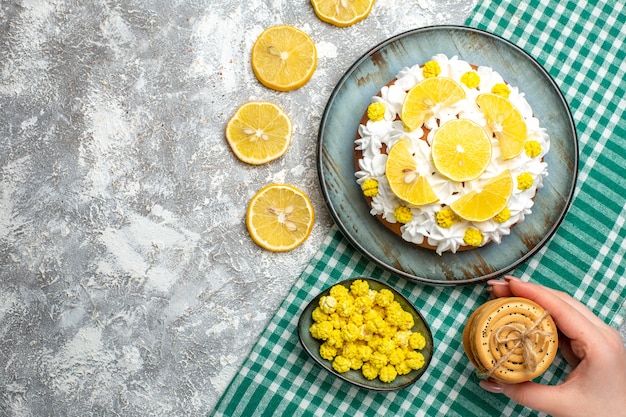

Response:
(436, 206), (457, 228)
(361, 178), (379, 197)
(494, 207), (511, 223)
(422, 60), (441, 78)
(517, 172), (534, 190)
(491, 83), (511, 98)
(525, 140), (542, 158)
(460, 71), (480, 89)
(367, 102), (386, 122)
(463, 228), (483, 247)
(394, 205), (413, 224)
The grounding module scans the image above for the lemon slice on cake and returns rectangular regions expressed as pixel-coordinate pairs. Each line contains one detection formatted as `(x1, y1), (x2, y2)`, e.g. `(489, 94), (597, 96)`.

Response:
(246, 184), (315, 252)
(449, 170), (513, 222)
(385, 139), (438, 206)
(476, 93), (527, 160)
(251, 25), (317, 92)
(401, 77), (466, 132)
(310, 0), (376, 27)
(431, 119), (492, 182)
(225, 101), (292, 165)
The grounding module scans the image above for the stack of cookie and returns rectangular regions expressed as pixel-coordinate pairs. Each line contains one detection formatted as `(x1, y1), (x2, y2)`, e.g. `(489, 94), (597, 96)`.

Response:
(463, 297), (559, 383)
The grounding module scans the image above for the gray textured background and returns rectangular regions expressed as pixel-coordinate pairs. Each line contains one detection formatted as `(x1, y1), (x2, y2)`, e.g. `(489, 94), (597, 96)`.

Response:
(1, 1), (623, 416)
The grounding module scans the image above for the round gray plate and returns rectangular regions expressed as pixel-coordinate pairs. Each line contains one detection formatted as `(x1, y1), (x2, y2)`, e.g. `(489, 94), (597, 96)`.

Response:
(317, 26), (578, 285)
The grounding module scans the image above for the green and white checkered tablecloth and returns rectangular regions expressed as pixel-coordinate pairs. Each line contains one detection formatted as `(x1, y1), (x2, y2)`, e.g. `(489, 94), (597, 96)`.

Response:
(212, 0), (626, 415)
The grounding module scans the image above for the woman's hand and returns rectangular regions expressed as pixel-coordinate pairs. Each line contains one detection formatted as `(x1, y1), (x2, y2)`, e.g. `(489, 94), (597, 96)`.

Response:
(481, 276), (626, 417)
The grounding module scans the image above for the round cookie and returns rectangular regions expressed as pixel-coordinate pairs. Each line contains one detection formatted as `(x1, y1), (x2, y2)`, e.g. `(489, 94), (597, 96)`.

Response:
(463, 297), (558, 383)
(463, 298), (511, 375)
(462, 298), (500, 372)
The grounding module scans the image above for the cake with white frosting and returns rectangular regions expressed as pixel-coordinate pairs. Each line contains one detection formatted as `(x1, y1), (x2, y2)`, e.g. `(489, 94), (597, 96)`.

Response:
(355, 54), (549, 255)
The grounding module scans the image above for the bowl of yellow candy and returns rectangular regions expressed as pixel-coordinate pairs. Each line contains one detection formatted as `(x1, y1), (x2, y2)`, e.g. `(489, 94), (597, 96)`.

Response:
(298, 277), (433, 391)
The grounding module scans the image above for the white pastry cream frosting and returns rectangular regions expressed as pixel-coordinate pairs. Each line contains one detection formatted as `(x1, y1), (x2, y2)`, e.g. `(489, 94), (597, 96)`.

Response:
(355, 54), (550, 255)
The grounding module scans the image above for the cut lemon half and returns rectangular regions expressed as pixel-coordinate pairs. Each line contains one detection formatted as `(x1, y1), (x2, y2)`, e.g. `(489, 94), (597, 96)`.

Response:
(401, 77), (466, 131)
(311, 0), (376, 27)
(476, 93), (527, 160)
(251, 25), (317, 92)
(449, 170), (513, 222)
(385, 139), (438, 206)
(432, 119), (492, 182)
(225, 101), (292, 165)
(246, 184), (315, 252)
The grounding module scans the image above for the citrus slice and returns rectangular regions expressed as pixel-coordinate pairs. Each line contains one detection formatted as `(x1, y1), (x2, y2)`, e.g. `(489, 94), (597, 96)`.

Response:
(246, 184), (315, 252)
(476, 93), (527, 160)
(385, 139), (438, 206)
(251, 25), (317, 92)
(225, 101), (293, 165)
(310, 0), (376, 27)
(431, 119), (492, 182)
(401, 77), (466, 131)
(449, 170), (513, 222)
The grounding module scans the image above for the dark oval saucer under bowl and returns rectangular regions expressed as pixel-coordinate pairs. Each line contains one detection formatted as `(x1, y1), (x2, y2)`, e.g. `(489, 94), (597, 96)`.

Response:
(298, 277), (433, 391)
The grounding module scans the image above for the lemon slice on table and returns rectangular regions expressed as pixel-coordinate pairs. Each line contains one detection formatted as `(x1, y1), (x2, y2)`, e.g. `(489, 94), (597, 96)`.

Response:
(385, 139), (438, 206)
(476, 93), (527, 160)
(225, 101), (292, 165)
(246, 184), (315, 252)
(401, 77), (466, 131)
(310, 0), (376, 27)
(431, 119), (492, 182)
(449, 170), (513, 222)
(251, 25), (317, 92)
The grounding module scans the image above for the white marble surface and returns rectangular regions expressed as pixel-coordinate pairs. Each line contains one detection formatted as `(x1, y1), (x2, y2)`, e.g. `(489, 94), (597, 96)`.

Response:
(2, 1), (623, 416)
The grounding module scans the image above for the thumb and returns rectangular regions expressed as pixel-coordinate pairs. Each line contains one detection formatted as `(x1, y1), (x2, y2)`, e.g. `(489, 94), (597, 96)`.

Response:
(480, 379), (565, 415)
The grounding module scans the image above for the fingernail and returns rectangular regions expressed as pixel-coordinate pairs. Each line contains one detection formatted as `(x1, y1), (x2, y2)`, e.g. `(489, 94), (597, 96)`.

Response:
(487, 279), (508, 286)
(504, 275), (522, 282)
(479, 378), (503, 393)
